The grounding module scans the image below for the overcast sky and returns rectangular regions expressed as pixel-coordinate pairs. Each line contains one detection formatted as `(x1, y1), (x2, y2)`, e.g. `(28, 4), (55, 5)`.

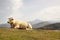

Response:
(0, 0), (60, 24)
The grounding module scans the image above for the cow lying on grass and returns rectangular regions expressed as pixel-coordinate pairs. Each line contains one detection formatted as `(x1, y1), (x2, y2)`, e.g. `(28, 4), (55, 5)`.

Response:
(7, 17), (32, 30)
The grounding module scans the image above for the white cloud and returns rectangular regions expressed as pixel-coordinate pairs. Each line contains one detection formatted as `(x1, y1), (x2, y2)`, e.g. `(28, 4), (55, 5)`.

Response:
(7, 0), (60, 21)
(36, 6), (60, 21)
(9, 0), (23, 19)
(11, 0), (23, 10)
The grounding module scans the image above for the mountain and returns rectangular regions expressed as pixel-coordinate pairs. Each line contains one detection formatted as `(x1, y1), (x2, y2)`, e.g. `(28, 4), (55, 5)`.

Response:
(39, 23), (60, 30)
(0, 23), (10, 28)
(31, 20), (60, 29)
(32, 21), (50, 28)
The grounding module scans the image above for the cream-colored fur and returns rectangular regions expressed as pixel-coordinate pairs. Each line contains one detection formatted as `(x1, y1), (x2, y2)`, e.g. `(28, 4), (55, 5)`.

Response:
(7, 17), (32, 30)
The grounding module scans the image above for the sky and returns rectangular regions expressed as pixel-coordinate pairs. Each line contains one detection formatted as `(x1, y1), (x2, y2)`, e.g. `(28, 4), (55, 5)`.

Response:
(0, 0), (60, 24)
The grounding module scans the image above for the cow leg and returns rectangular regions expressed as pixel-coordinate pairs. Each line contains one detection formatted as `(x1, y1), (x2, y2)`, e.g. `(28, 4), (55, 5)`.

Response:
(14, 25), (19, 29)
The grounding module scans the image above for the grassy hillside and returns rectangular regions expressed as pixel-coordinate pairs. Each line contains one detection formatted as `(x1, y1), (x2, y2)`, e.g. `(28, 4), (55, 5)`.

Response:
(0, 28), (60, 40)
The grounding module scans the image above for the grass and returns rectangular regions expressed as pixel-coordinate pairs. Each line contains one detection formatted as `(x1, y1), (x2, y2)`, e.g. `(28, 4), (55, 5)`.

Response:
(0, 28), (60, 40)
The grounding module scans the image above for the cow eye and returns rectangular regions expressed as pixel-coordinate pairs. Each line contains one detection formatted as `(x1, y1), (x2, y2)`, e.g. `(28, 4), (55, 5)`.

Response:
(12, 19), (14, 20)
(7, 22), (9, 23)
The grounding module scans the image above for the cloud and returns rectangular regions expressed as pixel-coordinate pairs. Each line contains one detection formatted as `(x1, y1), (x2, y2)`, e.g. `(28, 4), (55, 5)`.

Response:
(36, 6), (60, 21)
(11, 0), (23, 12)
(0, 0), (23, 24)
(20, 0), (60, 21)
(25, 0), (60, 21)
(1, 0), (60, 24)
(0, 0), (13, 24)
(8, 0), (23, 19)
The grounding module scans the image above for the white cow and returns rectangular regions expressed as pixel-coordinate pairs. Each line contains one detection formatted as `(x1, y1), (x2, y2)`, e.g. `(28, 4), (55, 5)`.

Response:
(7, 17), (32, 30)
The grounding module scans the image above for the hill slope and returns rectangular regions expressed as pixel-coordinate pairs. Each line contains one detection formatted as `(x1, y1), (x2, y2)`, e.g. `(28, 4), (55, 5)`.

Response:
(40, 23), (60, 30)
(0, 28), (60, 40)
(32, 21), (50, 28)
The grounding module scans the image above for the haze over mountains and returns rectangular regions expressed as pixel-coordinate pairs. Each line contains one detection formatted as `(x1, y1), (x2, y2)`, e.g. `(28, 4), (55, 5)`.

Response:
(29, 19), (43, 24)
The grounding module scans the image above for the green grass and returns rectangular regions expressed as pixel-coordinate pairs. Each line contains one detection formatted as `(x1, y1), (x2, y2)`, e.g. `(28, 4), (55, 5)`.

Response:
(0, 28), (60, 40)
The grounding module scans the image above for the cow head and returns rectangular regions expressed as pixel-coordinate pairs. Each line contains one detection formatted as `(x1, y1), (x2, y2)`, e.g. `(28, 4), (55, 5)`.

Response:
(7, 17), (14, 24)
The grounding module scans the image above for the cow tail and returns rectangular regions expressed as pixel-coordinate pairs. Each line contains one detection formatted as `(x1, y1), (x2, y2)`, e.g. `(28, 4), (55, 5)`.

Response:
(27, 23), (32, 29)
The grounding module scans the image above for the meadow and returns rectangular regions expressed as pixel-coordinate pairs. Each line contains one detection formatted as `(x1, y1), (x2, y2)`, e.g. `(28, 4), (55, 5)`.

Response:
(0, 28), (60, 40)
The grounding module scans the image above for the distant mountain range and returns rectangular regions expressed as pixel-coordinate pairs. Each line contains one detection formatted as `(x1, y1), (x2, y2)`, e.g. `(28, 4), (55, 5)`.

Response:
(0, 23), (10, 28)
(29, 19), (50, 28)
(30, 19), (60, 29)
(32, 21), (50, 28)
(0, 19), (60, 30)
(39, 23), (60, 30)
